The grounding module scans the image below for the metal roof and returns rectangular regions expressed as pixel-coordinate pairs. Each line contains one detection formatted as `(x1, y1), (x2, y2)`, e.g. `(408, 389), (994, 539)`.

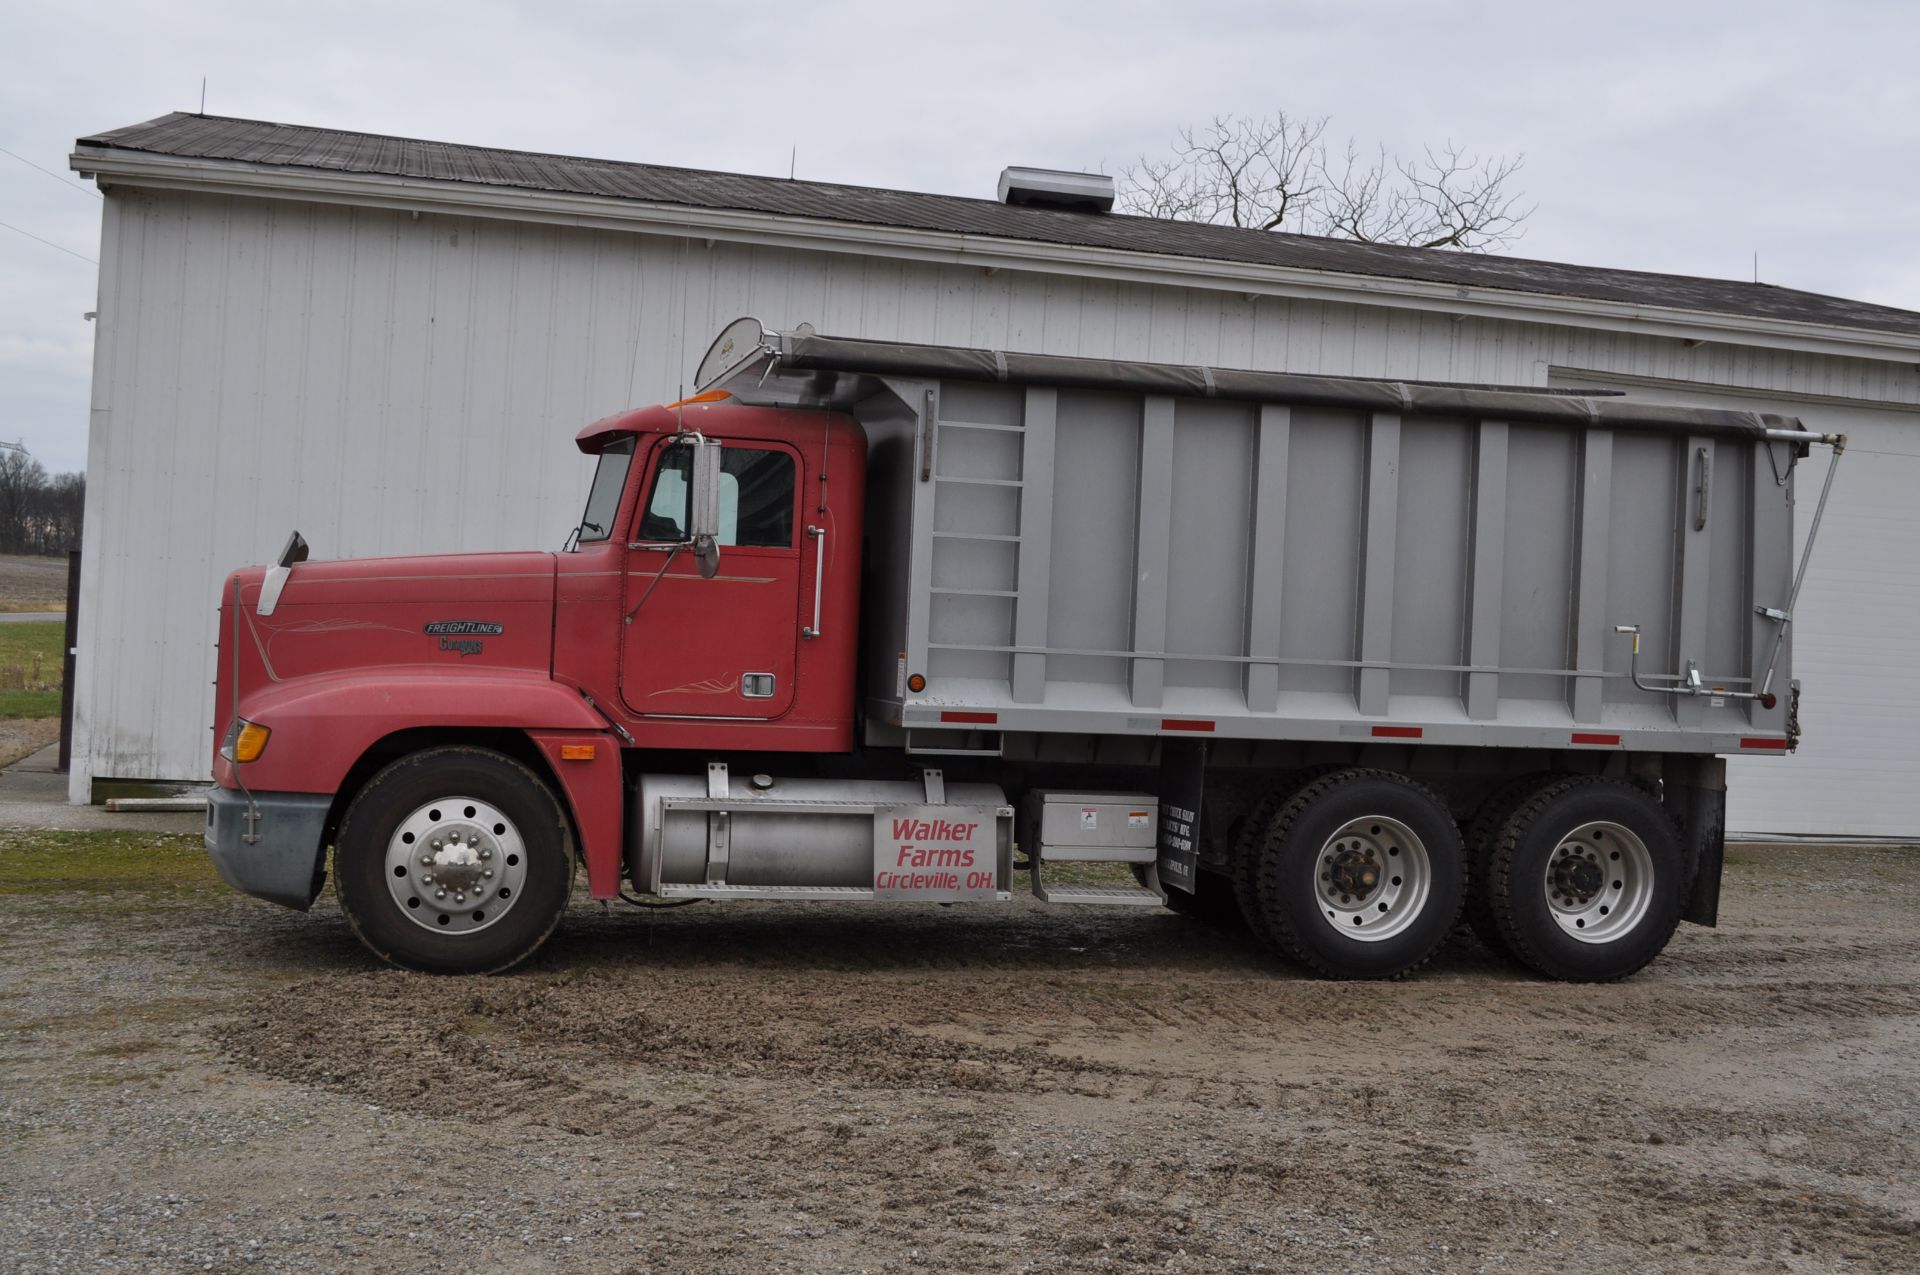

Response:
(75, 112), (1920, 341)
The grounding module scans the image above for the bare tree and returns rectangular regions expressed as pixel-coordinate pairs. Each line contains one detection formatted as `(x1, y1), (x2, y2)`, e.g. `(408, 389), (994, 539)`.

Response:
(0, 451), (46, 555)
(0, 452), (84, 554)
(1119, 113), (1532, 252)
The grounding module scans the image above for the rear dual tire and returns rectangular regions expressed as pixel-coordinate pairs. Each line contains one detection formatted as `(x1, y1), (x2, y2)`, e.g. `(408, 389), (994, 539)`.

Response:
(1482, 777), (1685, 983)
(1245, 769), (1466, 980)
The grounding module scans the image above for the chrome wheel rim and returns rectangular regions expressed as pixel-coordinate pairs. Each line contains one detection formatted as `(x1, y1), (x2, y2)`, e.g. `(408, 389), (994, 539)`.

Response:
(383, 795), (528, 934)
(1544, 821), (1653, 944)
(1313, 815), (1430, 942)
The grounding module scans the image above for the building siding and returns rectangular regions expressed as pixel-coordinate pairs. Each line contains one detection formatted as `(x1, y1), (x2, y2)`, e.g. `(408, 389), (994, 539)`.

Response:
(73, 188), (1920, 836)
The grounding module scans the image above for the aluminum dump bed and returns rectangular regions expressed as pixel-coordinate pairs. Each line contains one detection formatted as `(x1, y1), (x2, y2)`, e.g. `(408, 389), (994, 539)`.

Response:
(699, 322), (1822, 758)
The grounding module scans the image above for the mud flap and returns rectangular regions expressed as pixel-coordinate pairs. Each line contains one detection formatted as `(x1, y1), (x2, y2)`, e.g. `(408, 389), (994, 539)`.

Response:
(1155, 739), (1205, 895)
(1671, 755), (1728, 927)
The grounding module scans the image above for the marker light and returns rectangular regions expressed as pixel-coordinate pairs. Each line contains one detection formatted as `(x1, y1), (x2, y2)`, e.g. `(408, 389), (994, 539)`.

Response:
(663, 389), (732, 409)
(906, 674), (927, 693)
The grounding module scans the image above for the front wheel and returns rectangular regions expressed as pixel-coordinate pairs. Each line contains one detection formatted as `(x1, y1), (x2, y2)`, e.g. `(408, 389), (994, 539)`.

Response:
(335, 746), (574, 974)
(1250, 769), (1465, 980)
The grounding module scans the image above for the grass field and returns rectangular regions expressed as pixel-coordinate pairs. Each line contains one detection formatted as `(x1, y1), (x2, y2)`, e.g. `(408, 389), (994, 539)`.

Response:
(0, 553), (69, 613)
(0, 621), (63, 719)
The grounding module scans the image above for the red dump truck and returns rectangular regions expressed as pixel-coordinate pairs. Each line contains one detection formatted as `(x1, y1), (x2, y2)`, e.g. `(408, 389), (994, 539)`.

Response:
(205, 320), (1842, 980)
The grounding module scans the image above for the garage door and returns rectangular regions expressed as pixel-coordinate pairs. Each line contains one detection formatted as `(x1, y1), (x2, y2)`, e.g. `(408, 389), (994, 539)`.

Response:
(1551, 370), (1920, 838)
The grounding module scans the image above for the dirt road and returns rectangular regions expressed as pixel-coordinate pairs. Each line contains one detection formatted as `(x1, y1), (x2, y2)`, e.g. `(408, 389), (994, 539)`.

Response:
(2, 837), (1916, 1272)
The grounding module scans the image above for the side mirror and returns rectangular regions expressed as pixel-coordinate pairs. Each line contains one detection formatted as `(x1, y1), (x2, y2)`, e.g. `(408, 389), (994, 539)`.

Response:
(687, 437), (723, 578)
(692, 534), (721, 579)
(258, 529), (309, 617)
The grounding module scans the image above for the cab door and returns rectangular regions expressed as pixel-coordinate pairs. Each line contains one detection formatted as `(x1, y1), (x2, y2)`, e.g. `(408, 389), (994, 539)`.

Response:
(619, 436), (803, 719)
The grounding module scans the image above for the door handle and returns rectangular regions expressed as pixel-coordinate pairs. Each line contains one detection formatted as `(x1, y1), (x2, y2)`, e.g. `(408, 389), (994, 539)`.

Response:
(802, 524), (825, 639)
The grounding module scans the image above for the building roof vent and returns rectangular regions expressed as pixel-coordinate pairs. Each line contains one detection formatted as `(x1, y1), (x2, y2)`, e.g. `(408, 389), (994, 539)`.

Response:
(996, 166), (1114, 213)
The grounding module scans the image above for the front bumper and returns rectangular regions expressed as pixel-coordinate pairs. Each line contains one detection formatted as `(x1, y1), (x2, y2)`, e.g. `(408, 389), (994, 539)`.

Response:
(204, 787), (332, 910)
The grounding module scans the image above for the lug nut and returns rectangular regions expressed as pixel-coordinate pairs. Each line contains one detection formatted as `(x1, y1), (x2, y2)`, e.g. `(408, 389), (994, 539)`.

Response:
(483, 869), (493, 879)
(479, 849), (491, 861)
(435, 889), (447, 900)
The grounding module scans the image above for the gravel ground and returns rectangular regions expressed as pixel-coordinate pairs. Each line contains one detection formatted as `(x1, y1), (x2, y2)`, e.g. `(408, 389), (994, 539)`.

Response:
(1, 838), (1916, 1273)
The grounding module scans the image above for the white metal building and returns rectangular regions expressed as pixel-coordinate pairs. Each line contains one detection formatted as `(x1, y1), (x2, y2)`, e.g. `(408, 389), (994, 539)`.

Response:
(67, 114), (1920, 836)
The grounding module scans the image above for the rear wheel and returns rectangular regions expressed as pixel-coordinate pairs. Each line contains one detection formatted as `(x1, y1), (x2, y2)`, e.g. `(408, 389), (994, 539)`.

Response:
(1250, 769), (1465, 980)
(1486, 777), (1683, 982)
(1232, 792), (1285, 945)
(1461, 772), (1562, 952)
(335, 746), (574, 974)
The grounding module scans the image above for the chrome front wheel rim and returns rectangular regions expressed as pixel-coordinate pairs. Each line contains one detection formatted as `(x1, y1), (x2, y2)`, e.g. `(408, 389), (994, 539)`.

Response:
(1544, 821), (1653, 943)
(1312, 815), (1431, 942)
(383, 795), (529, 934)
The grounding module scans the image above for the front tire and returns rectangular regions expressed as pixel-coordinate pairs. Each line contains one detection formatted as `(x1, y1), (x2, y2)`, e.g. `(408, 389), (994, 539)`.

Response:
(1251, 769), (1465, 980)
(335, 746), (574, 974)
(1486, 777), (1684, 982)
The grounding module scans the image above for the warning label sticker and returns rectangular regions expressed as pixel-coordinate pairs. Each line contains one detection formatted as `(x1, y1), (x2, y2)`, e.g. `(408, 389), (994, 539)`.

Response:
(874, 806), (998, 901)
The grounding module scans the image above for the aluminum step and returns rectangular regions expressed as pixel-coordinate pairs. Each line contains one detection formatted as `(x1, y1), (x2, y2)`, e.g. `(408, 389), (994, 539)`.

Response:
(1031, 861), (1166, 907)
(656, 883), (877, 901)
(1034, 882), (1167, 906)
(654, 883), (1015, 903)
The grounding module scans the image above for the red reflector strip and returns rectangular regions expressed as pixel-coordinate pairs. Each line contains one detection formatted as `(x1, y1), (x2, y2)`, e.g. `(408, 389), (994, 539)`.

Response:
(939, 710), (998, 724)
(1371, 725), (1423, 739)
(1161, 718), (1216, 732)
(1740, 737), (1789, 750)
(1571, 733), (1620, 746)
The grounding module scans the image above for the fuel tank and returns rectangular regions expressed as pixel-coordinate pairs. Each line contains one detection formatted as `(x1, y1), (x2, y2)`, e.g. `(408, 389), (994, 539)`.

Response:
(633, 772), (1010, 890)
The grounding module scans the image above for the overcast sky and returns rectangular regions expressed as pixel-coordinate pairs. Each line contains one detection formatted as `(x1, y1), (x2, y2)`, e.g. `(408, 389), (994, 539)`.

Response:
(3, 0), (1916, 475)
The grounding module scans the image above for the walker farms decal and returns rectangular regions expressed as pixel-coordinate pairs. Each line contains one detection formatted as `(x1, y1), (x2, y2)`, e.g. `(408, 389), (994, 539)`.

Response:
(873, 806), (998, 901)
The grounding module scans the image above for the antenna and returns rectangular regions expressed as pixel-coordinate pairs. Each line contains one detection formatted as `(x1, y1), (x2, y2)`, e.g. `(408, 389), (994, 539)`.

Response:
(789, 146), (796, 180)
(200, 77), (207, 114)
(1753, 251), (1758, 284)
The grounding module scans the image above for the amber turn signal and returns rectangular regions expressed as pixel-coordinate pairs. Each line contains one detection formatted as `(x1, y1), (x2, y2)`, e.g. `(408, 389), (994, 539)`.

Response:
(559, 744), (597, 761)
(231, 720), (270, 763)
(906, 674), (926, 693)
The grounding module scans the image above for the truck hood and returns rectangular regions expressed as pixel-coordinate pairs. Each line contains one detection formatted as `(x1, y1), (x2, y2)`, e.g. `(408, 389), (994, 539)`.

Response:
(225, 550), (558, 687)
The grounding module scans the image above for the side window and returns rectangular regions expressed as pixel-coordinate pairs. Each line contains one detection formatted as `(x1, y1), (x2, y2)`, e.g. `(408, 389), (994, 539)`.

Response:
(637, 444), (796, 548)
(639, 446), (690, 541)
(724, 448), (795, 548)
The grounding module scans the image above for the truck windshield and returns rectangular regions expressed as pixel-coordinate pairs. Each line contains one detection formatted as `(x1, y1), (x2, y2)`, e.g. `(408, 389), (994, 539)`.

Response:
(575, 438), (634, 544)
